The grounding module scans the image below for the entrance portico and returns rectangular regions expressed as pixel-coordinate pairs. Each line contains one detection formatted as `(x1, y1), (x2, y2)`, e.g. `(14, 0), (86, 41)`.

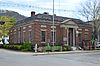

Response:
(61, 19), (79, 46)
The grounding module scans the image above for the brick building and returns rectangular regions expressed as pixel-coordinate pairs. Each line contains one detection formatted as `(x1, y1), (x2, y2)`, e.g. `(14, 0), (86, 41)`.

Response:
(9, 11), (92, 48)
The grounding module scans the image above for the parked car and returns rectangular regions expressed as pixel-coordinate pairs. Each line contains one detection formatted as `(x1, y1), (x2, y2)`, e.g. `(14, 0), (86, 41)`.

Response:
(96, 42), (100, 48)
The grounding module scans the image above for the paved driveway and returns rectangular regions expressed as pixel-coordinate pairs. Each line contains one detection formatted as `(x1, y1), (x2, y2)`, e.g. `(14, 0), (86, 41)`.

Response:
(0, 49), (100, 66)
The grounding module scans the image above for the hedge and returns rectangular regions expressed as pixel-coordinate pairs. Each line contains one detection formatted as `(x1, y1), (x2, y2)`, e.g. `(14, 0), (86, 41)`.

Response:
(0, 43), (72, 52)
(0, 42), (32, 51)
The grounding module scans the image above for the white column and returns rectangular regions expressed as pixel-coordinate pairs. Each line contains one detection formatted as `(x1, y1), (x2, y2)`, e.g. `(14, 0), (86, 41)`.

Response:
(67, 28), (69, 45)
(98, 30), (100, 41)
(73, 28), (75, 46)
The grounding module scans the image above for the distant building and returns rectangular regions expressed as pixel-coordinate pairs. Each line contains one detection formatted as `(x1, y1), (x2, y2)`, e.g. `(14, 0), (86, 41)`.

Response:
(9, 11), (92, 49)
(86, 20), (100, 42)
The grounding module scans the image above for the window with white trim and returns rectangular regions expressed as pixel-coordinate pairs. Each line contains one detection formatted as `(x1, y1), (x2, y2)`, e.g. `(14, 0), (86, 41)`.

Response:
(51, 31), (56, 42)
(29, 31), (32, 41)
(41, 31), (46, 42)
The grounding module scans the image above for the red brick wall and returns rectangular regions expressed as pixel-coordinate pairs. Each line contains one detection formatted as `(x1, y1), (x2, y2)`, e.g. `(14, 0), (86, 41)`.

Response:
(33, 22), (41, 45)
(9, 21), (92, 48)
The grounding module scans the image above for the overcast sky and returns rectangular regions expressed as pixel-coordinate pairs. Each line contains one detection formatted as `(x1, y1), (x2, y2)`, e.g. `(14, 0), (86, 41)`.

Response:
(0, 0), (87, 20)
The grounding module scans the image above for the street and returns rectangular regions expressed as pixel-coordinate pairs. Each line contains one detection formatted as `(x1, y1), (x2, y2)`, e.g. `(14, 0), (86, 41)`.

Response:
(0, 49), (100, 66)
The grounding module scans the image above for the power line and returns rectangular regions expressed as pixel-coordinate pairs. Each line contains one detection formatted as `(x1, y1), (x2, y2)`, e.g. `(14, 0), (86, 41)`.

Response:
(0, 1), (82, 12)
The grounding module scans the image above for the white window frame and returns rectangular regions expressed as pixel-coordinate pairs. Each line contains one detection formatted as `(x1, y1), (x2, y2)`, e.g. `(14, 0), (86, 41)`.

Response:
(41, 31), (46, 43)
(51, 31), (56, 43)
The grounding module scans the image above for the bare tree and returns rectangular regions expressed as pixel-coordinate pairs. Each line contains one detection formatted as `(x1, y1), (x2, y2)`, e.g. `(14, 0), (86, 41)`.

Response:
(79, 0), (100, 21)
(78, 0), (100, 48)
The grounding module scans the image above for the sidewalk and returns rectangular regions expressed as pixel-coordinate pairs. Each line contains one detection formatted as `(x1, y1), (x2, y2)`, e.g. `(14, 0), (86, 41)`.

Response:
(32, 51), (92, 56)
(0, 49), (100, 56)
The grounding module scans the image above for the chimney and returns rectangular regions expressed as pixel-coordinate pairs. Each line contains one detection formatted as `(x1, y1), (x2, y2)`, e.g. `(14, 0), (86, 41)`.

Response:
(43, 12), (49, 15)
(31, 11), (35, 17)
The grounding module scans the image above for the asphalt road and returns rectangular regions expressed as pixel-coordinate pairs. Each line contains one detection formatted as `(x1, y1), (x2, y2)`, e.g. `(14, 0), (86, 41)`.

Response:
(0, 49), (100, 66)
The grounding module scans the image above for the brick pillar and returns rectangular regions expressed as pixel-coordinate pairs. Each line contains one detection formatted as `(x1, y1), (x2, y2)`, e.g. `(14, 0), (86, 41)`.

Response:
(34, 22), (41, 45)
(63, 27), (67, 44)
(47, 25), (51, 43)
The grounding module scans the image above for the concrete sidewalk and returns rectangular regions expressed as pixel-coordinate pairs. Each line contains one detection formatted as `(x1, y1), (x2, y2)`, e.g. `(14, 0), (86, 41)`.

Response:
(0, 49), (100, 56)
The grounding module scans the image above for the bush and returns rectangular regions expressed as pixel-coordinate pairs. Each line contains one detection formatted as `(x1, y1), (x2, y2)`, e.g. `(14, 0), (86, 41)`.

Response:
(1, 44), (22, 50)
(1, 42), (32, 52)
(43, 45), (62, 52)
(63, 46), (72, 51)
(44, 46), (52, 52)
(0, 44), (3, 48)
(55, 43), (61, 46)
(21, 42), (32, 51)
(52, 46), (62, 51)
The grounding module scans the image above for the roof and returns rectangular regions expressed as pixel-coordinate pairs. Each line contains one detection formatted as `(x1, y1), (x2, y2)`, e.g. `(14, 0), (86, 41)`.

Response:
(16, 13), (92, 27)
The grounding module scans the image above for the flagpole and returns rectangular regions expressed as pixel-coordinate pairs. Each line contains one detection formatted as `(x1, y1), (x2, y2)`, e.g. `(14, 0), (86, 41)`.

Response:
(53, 0), (55, 46)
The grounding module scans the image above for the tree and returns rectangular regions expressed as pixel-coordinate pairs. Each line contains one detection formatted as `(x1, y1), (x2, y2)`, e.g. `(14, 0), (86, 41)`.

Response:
(0, 16), (16, 44)
(78, 0), (100, 38)
(78, 0), (100, 21)
(78, 0), (100, 49)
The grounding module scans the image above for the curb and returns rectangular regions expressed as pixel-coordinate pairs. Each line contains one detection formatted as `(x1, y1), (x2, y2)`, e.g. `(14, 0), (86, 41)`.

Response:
(32, 51), (95, 56)
(0, 49), (100, 56)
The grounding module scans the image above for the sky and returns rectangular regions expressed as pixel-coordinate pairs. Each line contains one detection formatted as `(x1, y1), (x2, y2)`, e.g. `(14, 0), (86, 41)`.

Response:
(0, 0), (87, 20)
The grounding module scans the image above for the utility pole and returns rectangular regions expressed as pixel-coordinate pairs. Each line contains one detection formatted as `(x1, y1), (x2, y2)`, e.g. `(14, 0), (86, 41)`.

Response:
(52, 0), (55, 46)
(52, 0), (55, 52)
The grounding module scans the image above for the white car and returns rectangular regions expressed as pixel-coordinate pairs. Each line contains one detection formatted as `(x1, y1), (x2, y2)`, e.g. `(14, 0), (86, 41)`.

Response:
(96, 42), (100, 48)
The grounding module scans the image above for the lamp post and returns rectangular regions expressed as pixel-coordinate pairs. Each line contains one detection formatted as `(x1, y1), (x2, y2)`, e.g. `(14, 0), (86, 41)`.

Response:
(52, 0), (55, 46)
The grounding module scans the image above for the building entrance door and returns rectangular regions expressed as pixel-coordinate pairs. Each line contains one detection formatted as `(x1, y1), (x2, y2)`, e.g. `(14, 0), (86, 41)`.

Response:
(68, 28), (73, 46)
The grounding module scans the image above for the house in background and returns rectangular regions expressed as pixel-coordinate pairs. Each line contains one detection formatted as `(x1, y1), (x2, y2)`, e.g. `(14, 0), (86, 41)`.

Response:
(9, 11), (92, 49)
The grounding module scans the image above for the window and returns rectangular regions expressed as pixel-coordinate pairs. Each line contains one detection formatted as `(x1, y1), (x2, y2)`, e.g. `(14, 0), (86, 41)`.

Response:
(78, 33), (82, 42)
(23, 31), (26, 42)
(18, 31), (21, 43)
(41, 31), (46, 42)
(84, 34), (88, 40)
(29, 31), (32, 41)
(84, 32), (88, 40)
(14, 32), (17, 43)
(51, 31), (56, 42)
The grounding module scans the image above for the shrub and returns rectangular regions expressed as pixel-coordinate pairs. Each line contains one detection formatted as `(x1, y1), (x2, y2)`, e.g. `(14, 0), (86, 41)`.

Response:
(44, 46), (52, 52)
(1, 44), (22, 50)
(1, 42), (32, 52)
(55, 43), (61, 46)
(21, 42), (32, 51)
(63, 46), (72, 51)
(0, 44), (3, 48)
(51, 46), (62, 51)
